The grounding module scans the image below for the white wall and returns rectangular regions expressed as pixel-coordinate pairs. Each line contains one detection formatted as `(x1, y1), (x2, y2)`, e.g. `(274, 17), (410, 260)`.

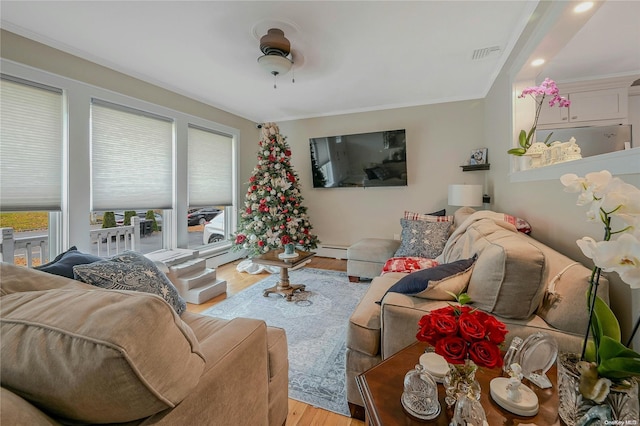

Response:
(274, 100), (485, 247)
(482, 11), (640, 347)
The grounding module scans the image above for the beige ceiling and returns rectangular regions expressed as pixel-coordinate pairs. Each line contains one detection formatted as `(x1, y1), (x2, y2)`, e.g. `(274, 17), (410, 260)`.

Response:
(1, 1), (638, 123)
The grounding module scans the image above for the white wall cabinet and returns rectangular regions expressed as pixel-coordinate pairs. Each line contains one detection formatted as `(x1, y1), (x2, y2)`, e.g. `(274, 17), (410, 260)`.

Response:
(538, 87), (628, 127)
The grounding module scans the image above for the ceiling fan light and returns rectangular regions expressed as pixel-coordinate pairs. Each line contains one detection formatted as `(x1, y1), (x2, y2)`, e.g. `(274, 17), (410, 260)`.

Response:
(257, 54), (293, 76)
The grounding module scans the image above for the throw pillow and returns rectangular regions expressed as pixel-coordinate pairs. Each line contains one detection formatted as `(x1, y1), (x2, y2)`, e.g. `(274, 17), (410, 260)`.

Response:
(73, 251), (186, 315)
(394, 219), (450, 259)
(381, 257), (439, 274)
(379, 256), (476, 302)
(404, 211), (453, 222)
(426, 209), (446, 216)
(35, 246), (102, 279)
(502, 213), (532, 234)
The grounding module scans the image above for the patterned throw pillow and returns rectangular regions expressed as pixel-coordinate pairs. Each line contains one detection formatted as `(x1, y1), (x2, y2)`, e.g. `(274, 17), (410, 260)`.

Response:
(381, 257), (439, 274)
(394, 219), (450, 259)
(404, 211), (453, 222)
(73, 251), (186, 315)
(503, 214), (532, 234)
(380, 256), (477, 302)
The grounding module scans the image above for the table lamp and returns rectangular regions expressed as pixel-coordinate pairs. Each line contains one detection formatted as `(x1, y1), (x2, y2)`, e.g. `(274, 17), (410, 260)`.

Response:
(448, 184), (483, 207)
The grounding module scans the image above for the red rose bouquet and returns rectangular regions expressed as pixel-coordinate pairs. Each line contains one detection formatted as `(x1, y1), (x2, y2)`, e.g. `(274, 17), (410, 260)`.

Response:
(416, 303), (507, 369)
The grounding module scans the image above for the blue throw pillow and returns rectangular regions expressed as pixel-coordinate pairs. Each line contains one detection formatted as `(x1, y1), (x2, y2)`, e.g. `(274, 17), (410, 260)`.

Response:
(378, 256), (477, 303)
(35, 246), (103, 279)
(73, 251), (186, 315)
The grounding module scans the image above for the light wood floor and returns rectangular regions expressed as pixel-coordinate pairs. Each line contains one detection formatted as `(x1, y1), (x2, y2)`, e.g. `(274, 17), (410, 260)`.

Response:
(186, 256), (365, 426)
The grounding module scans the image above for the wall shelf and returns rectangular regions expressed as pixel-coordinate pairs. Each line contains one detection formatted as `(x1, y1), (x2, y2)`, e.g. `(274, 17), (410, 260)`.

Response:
(461, 164), (490, 171)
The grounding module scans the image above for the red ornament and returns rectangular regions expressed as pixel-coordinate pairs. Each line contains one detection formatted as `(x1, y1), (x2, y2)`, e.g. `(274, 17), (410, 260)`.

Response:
(280, 225), (285, 229)
(285, 149), (291, 156)
(258, 240), (265, 247)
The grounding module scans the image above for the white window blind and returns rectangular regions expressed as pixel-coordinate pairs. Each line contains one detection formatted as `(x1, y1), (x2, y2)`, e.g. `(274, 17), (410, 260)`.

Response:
(91, 99), (173, 210)
(188, 125), (233, 207)
(312, 138), (330, 166)
(0, 75), (63, 211)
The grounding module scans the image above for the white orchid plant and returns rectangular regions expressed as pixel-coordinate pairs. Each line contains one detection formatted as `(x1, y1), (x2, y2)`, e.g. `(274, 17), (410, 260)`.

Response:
(561, 170), (640, 396)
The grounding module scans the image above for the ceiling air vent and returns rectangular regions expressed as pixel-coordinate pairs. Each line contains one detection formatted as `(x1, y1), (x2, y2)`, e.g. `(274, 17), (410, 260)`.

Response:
(471, 46), (501, 60)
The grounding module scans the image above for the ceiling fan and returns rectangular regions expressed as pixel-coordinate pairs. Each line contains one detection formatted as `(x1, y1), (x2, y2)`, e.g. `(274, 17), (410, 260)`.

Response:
(257, 28), (294, 88)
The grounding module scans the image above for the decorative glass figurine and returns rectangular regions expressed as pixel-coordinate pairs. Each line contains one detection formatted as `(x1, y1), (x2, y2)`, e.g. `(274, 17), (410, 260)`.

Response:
(503, 333), (557, 389)
(450, 394), (488, 426)
(401, 364), (441, 420)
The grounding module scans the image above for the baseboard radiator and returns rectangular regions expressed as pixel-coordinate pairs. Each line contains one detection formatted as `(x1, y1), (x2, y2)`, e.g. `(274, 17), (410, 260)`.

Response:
(316, 244), (349, 260)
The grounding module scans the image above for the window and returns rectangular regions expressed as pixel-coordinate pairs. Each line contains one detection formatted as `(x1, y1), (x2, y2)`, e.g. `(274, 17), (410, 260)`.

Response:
(90, 99), (173, 254)
(187, 125), (233, 248)
(2, 59), (241, 263)
(1, 75), (63, 211)
(0, 75), (63, 265)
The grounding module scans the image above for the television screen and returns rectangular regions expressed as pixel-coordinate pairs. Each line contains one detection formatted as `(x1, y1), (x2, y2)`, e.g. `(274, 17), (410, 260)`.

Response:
(309, 129), (407, 188)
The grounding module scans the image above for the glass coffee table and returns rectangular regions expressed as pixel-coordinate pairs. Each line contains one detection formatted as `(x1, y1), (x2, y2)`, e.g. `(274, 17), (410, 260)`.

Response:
(252, 249), (316, 301)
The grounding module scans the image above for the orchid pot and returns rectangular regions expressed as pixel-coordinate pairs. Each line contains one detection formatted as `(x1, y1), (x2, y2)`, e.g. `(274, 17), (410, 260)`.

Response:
(558, 353), (639, 425)
(558, 171), (640, 425)
(508, 78), (569, 158)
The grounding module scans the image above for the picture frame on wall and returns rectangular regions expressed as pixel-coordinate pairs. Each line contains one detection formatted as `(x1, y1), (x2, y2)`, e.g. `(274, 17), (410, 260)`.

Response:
(470, 148), (488, 165)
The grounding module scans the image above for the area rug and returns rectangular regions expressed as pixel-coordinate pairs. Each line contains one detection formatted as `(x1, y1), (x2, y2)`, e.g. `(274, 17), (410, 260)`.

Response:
(200, 268), (367, 416)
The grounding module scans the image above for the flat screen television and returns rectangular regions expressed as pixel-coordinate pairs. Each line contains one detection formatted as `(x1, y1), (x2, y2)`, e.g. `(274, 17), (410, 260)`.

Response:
(309, 129), (407, 188)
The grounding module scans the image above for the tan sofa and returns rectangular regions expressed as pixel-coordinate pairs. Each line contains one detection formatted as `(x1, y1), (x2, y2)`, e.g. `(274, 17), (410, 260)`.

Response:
(345, 208), (609, 411)
(0, 263), (289, 426)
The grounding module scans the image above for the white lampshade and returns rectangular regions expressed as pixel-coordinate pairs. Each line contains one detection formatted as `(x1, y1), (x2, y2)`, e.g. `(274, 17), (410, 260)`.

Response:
(448, 184), (483, 207)
(257, 54), (292, 76)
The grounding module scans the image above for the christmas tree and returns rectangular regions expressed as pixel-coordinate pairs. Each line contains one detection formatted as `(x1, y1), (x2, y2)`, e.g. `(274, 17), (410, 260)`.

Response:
(310, 144), (326, 188)
(233, 122), (320, 256)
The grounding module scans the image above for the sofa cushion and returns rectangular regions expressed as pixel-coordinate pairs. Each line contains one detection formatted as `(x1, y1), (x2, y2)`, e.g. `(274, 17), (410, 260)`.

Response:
(347, 272), (406, 356)
(34, 246), (102, 279)
(381, 256), (476, 301)
(467, 230), (546, 319)
(0, 388), (60, 426)
(348, 238), (401, 264)
(0, 288), (205, 424)
(73, 250), (186, 315)
(394, 219), (450, 259)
